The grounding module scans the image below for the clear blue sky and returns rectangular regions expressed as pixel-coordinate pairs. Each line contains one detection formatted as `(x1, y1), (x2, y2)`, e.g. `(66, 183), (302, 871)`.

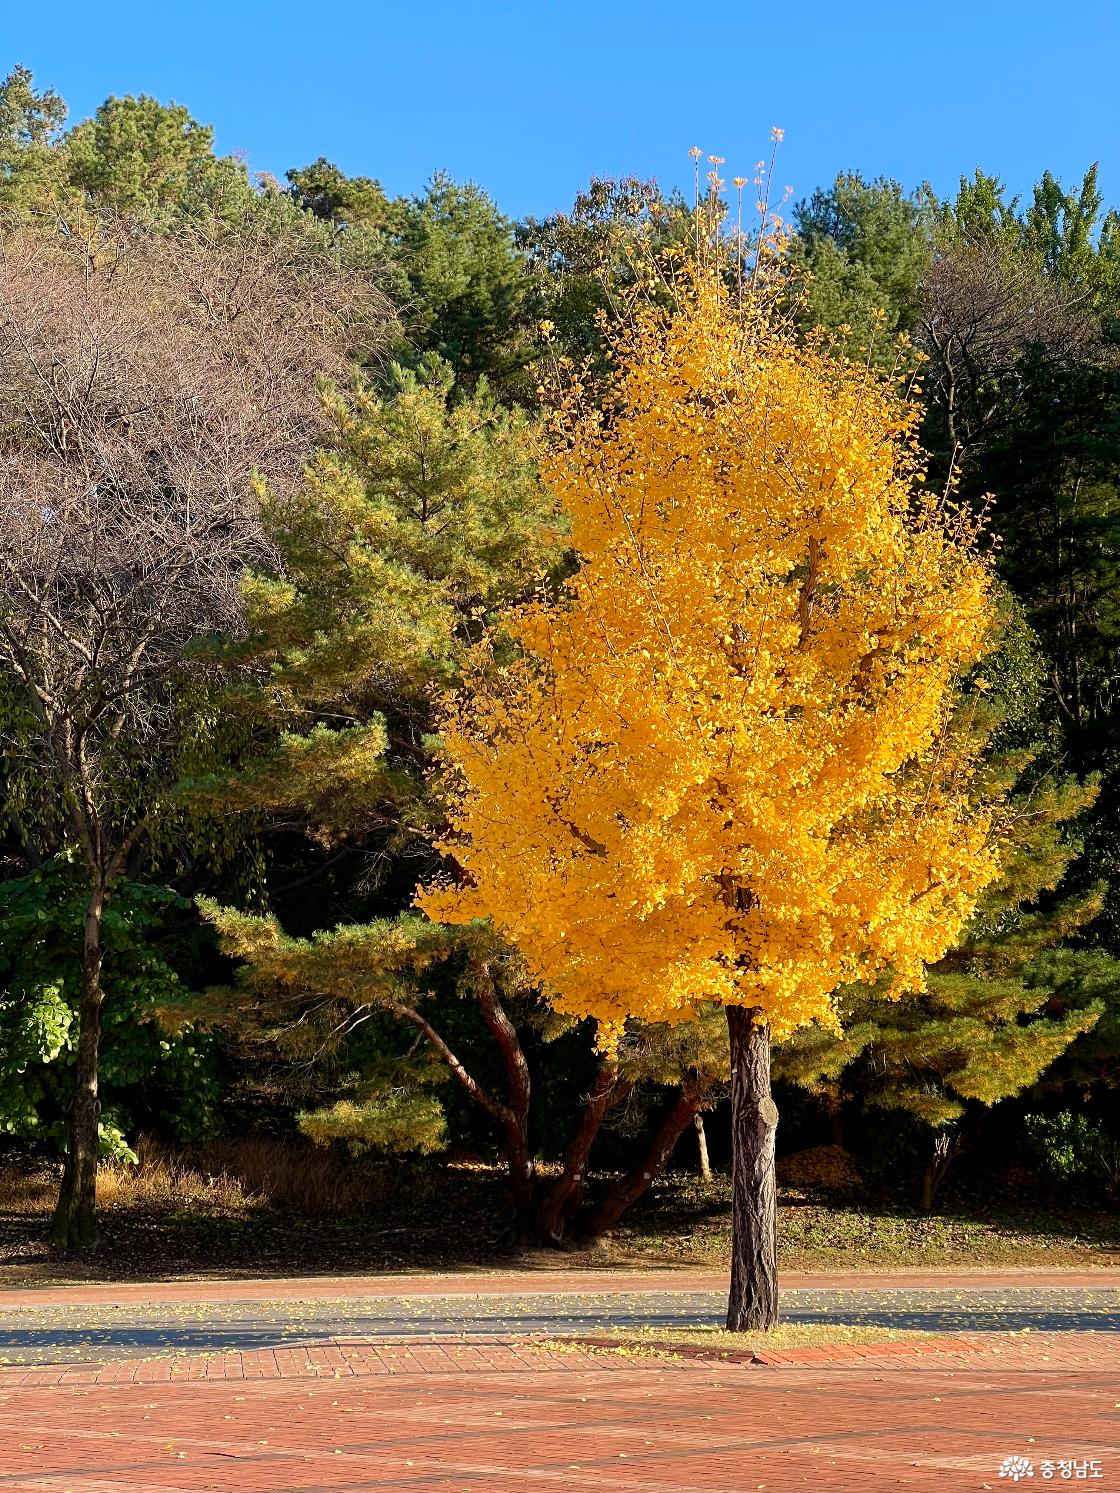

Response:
(6, 1), (1118, 221)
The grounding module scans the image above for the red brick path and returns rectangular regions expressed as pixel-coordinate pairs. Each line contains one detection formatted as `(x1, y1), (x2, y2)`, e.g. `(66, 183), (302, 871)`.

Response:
(1, 1334), (1117, 1492)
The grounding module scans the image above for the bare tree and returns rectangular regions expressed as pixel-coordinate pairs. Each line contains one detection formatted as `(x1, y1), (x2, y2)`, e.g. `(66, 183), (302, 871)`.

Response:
(0, 216), (392, 1248)
(917, 240), (1100, 469)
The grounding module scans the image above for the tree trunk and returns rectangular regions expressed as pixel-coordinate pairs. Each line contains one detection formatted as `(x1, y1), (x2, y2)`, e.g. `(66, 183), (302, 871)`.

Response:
(725, 1006), (779, 1332)
(536, 1064), (632, 1243)
(49, 881), (108, 1251)
(826, 1092), (846, 1149)
(472, 961), (535, 1228)
(920, 1130), (959, 1213)
(694, 1111), (712, 1180)
(393, 993), (534, 1229)
(581, 1087), (704, 1237)
(500, 1115), (535, 1227)
(920, 1156), (938, 1214)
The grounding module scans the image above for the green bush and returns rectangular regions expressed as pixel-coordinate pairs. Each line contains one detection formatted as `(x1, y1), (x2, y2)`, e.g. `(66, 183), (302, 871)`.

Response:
(0, 857), (221, 1158)
(1022, 1111), (1120, 1197)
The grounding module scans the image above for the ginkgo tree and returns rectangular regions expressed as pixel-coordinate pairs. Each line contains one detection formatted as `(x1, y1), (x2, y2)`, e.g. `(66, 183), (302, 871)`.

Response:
(419, 190), (1007, 1330)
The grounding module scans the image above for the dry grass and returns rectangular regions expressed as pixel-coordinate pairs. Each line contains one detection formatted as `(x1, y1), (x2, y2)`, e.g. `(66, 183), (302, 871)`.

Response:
(0, 1167), (57, 1216)
(0, 1135), (392, 1223)
(2, 1146), (1117, 1288)
(186, 1137), (391, 1216)
(94, 1143), (256, 1216)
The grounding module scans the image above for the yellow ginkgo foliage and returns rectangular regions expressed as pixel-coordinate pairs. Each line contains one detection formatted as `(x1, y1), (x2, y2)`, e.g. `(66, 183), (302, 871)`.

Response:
(422, 267), (999, 1038)
(419, 247), (1004, 1329)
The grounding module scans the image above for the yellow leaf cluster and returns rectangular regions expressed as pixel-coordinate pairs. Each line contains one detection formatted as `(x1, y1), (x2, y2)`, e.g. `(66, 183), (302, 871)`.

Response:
(419, 261), (1002, 1043)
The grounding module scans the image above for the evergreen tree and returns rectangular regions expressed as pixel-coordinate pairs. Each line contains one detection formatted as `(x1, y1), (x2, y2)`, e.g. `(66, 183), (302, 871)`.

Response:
(0, 65), (68, 219)
(518, 176), (694, 368)
(795, 161), (1120, 978)
(790, 172), (930, 363)
(63, 93), (253, 219)
(924, 169), (1120, 957)
(289, 162), (537, 396)
(397, 174), (536, 396)
(287, 156), (404, 236)
(194, 360), (568, 1217)
(774, 606), (1107, 1207)
(216, 355), (562, 841)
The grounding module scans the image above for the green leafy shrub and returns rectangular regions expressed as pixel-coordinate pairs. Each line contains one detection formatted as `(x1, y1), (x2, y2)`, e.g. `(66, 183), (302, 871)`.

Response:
(1022, 1111), (1120, 1197)
(0, 857), (220, 1157)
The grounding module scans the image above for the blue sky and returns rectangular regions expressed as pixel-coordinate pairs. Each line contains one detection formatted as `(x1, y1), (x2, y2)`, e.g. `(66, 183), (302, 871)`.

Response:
(5, 1), (1118, 221)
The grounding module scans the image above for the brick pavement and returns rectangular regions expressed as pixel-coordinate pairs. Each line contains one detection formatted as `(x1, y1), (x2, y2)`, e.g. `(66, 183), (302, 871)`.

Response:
(1, 1335), (1118, 1491)
(2, 1274), (1117, 1490)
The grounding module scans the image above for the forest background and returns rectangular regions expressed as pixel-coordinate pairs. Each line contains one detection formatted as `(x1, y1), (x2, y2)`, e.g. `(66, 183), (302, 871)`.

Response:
(1, 63), (1119, 1269)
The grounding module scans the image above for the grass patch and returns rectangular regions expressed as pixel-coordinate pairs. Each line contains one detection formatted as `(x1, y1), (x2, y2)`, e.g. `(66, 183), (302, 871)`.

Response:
(602, 1175), (1120, 1271)
(1, 1146), (1117, 1286)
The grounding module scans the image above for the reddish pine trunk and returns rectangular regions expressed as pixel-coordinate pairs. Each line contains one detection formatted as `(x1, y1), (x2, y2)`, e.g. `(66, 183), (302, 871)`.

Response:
(394, 987), (536, 1230)
(536, 1065), (631, 1243)
(581, 1087), (704, 1238)
(472, 962), (536, 1228)
(725, 1006), (779, 1331)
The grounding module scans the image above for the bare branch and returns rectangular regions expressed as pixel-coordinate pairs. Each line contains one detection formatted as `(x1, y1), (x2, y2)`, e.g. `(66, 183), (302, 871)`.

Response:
(0, 216), (393, 864)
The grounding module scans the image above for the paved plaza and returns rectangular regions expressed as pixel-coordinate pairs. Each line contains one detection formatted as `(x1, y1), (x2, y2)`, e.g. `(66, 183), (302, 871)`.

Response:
(0, 1270), (1117, 1490)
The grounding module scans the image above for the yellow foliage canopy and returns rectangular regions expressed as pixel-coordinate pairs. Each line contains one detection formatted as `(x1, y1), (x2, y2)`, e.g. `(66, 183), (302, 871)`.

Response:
(419, 264), (1002, 1042)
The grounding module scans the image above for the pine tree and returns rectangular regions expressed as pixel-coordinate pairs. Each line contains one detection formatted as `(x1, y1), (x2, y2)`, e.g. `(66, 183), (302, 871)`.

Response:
(774, 603), (1106, 1206)
(198, 358), (568, 1216)
(63, 93), (252, 219)
(214, 355), (562, 838)
(289, 162), (540, 396)
(397, 175), (537, 398)
(287, 157), (404, 236)
(791, 172), (930, 363)
(0, 65), (68, 219)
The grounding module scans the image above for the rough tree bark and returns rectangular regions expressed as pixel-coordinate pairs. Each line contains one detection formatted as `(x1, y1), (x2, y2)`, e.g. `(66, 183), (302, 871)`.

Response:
(48, 880), (108, 1250)
(580, 1086), (705, 1238)
(725, 1005), (779, 1331)
(536, 1064), (633, 1243)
